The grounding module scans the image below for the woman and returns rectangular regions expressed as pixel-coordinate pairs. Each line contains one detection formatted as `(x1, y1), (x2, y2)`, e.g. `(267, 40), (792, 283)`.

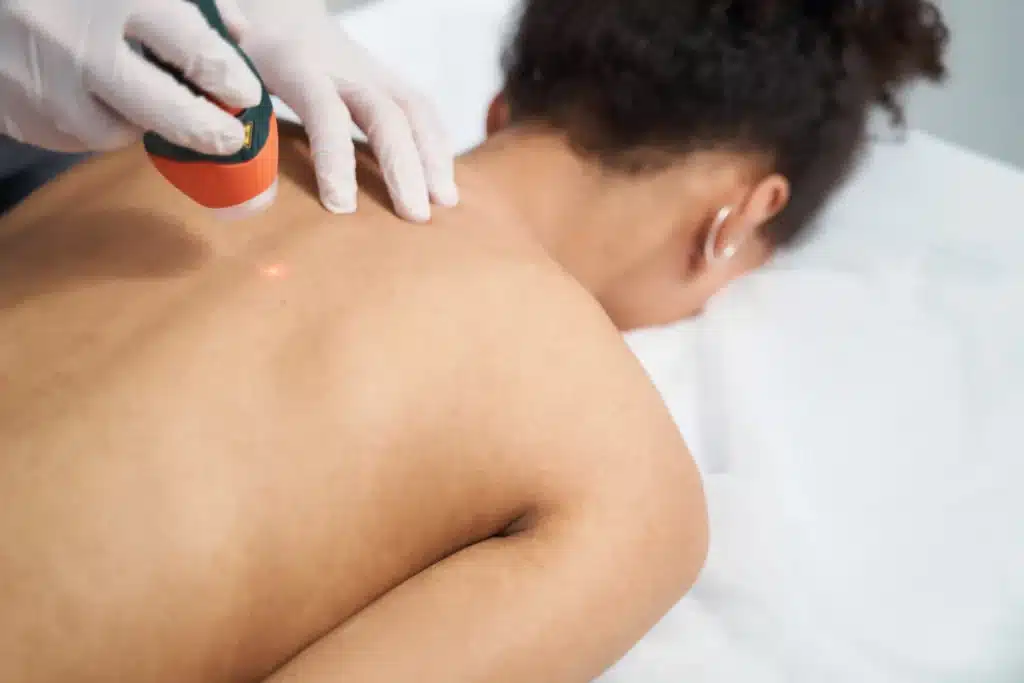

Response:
(0, 1), (947, 681)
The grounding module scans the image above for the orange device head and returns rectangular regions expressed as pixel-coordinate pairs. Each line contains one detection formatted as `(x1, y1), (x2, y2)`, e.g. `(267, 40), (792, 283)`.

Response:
(142, 0), (279, 220)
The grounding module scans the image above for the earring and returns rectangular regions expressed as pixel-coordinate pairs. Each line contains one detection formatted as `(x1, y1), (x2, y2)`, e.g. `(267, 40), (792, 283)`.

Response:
(704, 206), (740, 265)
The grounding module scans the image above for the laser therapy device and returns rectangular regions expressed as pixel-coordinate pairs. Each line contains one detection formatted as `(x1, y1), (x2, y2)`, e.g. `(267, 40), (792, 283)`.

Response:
(143, 0), (279, 220)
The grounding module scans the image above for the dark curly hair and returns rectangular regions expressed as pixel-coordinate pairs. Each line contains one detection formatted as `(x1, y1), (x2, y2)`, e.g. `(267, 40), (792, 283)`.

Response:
(502, 0), (949, 245)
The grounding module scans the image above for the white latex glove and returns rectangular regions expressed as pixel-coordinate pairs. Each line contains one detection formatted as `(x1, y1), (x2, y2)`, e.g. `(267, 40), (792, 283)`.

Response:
(0, 0), (263, 155)
(219, 0), (458, 220)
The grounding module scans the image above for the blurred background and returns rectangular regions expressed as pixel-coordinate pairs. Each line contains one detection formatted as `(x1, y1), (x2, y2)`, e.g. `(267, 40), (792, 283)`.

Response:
(909, 0), (1024, 169)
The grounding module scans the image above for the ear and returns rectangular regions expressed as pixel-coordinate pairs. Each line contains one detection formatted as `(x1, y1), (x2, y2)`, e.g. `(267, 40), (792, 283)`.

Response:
(736, 173), (789, 243)
(486, 92), (511, 137)
(706, 173), (789, 273)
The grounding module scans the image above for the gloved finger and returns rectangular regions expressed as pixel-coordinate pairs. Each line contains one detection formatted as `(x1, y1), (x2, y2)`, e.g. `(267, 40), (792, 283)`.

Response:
(55, 93), (139, 152)
(388, 86), (458, 208)
(276, 73), (359, 214)
(87, 43), (248, 156)
(330, 37), (455, 211)
(342, 87), (432, 223)
(125, 0), (262, 110)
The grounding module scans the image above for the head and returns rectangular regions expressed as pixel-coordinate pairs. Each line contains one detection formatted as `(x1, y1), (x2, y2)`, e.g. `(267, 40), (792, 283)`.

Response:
(478, 0), (948, 329)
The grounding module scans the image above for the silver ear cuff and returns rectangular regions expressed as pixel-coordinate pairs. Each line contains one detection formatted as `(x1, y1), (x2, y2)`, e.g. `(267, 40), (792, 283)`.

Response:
(704, 205), (740, 265)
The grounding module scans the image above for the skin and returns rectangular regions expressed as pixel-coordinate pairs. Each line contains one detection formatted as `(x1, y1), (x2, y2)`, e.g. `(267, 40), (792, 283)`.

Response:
(0, 101), (788, 682)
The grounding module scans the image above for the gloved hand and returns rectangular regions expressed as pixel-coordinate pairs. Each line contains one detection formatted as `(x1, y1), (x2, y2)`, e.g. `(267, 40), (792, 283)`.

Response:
(0, 0), (263, 155)
(219, 0), (458, 220)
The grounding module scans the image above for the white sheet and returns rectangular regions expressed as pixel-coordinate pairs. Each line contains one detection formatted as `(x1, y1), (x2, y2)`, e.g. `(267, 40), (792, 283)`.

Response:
(328, 2), (1024, 680)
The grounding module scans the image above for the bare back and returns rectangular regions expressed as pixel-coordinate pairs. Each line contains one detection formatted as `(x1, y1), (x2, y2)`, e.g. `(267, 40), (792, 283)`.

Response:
(0, 130), (706, 683)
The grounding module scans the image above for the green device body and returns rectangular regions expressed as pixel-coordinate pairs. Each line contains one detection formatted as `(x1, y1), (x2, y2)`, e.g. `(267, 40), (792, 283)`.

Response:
(141, 0), (274, 167)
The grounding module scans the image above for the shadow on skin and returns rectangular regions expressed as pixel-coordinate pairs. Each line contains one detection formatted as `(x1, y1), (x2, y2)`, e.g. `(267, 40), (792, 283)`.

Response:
(0, 125), (406, 428)
(0, 122), (392, 312)
(0, 208), (211, 311)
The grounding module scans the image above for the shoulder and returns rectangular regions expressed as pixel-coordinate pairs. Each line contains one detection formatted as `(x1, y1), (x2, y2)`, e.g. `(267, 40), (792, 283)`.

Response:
(390, 252), (702, 503)
(416, 254), (709, 579)
(478, 261), (698, 477)
(375, 244), (676, 440)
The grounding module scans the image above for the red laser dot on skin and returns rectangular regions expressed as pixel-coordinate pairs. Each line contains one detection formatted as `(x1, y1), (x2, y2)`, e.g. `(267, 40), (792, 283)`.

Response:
(260, 263), (287, 279)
